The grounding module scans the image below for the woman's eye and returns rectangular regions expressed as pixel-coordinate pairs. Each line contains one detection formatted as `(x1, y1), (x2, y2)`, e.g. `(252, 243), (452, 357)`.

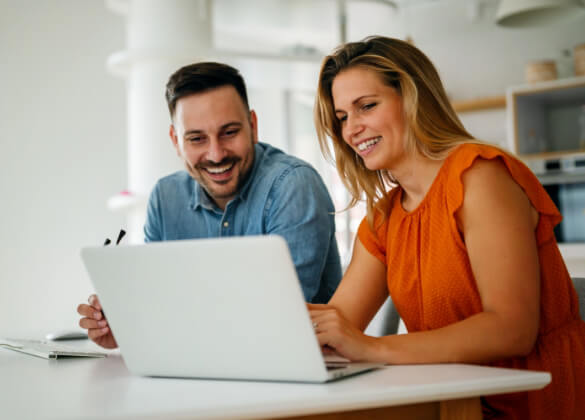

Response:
(337, 115), (347, 123)
(362, 102), (376, 110)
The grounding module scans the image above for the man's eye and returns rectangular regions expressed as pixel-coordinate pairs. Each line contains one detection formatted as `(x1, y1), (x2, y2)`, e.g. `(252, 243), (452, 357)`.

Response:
(187, 137), (204, 143)
(222, 129), (239, 137)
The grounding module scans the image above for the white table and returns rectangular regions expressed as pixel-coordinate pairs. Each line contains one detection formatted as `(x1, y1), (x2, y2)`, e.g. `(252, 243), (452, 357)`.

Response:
(0, 344), (550, 420)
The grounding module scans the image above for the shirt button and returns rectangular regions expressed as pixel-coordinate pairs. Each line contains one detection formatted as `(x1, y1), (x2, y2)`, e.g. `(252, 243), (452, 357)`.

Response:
(223, 221), (229, 228)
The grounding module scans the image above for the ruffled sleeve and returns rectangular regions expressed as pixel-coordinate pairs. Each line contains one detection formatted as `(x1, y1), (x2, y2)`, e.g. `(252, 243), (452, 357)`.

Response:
(444, 144), (562, 246)
(357, 212), (389, 265)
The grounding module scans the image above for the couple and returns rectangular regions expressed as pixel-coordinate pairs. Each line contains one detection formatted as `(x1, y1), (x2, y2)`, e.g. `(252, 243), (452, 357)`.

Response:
(78, 36), (585, 420)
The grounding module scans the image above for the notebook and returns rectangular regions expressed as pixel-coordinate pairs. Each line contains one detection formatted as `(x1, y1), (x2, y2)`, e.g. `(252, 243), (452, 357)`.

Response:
(80, 235), (382, 382)
(0, 338), (107, 360)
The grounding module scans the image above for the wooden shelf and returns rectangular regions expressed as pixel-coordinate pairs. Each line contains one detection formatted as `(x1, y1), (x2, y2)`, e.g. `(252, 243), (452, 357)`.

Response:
(451, 95), (506, 113)
(451, 78), (585, 113)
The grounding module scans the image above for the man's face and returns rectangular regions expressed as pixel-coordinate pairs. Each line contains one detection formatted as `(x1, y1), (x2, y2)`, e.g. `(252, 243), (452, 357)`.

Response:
(170, 86), (258, 210)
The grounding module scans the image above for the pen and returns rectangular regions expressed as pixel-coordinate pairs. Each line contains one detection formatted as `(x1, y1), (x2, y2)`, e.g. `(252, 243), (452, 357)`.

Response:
(103, 229), (125, 247)
(115, 229), (126, 245)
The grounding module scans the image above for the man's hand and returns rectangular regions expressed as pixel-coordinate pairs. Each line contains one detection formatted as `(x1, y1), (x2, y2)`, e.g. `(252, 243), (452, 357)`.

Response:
(77, 294), (118, 349)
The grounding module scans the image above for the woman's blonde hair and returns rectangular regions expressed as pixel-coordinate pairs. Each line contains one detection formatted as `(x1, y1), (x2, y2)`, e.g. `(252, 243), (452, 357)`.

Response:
(314, 36), (475, 227)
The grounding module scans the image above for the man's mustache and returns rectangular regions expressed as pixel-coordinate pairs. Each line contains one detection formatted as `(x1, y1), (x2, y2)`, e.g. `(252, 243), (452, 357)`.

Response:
(195, 157), (240, 170)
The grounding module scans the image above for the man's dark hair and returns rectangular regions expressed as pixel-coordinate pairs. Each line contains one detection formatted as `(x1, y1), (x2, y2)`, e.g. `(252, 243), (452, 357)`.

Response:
(165, 62), (250, 118)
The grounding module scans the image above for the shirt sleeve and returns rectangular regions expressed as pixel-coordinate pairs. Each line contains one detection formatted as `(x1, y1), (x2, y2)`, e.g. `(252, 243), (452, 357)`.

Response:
(357, 215), (387, 265)
(143, 183), (163, 243)
(264, 165), (341, 303)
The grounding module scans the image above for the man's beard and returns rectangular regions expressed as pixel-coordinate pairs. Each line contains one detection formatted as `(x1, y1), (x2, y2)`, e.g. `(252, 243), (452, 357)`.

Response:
(185, 153), (255, 203)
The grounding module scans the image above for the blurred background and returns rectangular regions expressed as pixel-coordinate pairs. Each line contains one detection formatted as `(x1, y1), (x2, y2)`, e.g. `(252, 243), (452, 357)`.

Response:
(1, 0), (584, 337)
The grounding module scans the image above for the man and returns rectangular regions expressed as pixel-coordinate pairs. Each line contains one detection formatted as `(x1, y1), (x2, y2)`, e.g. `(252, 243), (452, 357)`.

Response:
(77, 62), (342, 348)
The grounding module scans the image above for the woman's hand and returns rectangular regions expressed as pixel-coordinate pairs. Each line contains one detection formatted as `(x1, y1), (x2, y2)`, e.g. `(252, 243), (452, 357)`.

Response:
(308, 303), (380, 362)
(77, 294), (118, 349)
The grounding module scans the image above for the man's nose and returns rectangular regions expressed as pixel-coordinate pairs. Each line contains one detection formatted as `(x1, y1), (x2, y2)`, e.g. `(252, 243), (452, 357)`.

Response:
(206, 139), (227, 163)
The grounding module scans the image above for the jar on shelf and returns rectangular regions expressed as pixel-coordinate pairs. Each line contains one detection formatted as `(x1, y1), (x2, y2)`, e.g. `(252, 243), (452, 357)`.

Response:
(525, 60), (557, 84)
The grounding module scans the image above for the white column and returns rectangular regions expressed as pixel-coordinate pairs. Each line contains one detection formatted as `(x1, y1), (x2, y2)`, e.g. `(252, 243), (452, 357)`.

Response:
(105, 0), (212, 243)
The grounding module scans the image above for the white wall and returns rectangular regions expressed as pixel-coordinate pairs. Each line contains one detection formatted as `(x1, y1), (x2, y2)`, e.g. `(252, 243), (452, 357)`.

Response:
(215, 0), (585, 147)
(0, 0), (126, 337)
(403, 0), (585, 148)
(1, 0), (584, 339)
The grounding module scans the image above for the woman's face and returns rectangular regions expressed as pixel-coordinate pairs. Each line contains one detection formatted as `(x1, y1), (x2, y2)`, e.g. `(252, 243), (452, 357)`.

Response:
(331, 66), (407, 171)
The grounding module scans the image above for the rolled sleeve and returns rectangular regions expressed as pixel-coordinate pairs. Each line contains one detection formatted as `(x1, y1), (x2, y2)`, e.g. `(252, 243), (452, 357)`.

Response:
(264, 165), (340, 302)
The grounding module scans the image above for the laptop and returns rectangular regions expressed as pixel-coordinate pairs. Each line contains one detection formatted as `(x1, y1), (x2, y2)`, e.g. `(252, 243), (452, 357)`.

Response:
(80, 235), (382, 382)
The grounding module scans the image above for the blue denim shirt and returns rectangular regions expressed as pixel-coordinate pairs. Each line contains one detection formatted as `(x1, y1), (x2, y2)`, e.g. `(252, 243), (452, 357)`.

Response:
(144, 142), (342, 303)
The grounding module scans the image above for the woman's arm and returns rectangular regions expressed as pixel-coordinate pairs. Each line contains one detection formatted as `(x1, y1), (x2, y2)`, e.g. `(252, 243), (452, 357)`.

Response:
(308, 234), (390, 361)
(311, 158), (541, 364)
(327, 238), (389, 330)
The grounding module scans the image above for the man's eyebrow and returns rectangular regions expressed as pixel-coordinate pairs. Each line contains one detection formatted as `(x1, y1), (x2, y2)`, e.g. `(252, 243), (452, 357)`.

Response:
(220, 121), (243, 130)
(184, 121), (243, 136)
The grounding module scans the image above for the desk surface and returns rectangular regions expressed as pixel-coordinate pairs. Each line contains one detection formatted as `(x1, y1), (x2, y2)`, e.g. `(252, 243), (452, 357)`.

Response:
(0, 344), (550, 420)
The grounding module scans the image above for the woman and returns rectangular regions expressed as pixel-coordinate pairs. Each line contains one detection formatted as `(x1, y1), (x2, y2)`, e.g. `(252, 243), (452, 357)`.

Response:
(311, 36), (585, 419)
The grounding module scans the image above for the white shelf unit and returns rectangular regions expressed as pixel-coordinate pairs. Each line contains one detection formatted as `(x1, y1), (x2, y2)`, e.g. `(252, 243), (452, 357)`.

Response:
(506, 76), (585, 161)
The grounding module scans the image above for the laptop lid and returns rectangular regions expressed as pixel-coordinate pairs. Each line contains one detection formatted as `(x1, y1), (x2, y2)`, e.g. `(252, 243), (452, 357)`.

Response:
(80, 235), (380, 383)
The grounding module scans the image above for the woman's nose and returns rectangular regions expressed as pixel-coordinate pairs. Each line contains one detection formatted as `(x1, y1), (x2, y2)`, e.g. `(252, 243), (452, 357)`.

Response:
(344, 114), (364, 142)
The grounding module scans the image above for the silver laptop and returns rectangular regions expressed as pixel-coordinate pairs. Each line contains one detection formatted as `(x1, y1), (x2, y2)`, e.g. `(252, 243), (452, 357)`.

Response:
(80, 235), (381, 382)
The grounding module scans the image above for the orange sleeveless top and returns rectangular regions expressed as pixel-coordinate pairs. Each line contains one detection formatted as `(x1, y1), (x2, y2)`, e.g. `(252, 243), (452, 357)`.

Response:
(358, 143), (585, 420)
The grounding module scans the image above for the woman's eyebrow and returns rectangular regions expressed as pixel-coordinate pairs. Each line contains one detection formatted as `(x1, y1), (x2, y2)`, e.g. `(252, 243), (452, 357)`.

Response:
(335, 94), (378, 113)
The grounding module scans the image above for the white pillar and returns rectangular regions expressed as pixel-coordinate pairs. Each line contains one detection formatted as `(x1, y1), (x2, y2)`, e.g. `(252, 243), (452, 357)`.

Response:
(105, 0), (212, 243)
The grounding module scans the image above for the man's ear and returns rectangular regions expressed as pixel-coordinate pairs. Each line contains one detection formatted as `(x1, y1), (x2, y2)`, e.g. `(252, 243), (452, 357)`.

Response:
(169, 124), (182, 157)
(249, 110), (259, 144)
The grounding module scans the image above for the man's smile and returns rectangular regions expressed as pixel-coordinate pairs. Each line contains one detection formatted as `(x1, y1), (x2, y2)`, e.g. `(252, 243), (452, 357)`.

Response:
(197, 159), (240, 182)
(204, 162), (234, 174)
